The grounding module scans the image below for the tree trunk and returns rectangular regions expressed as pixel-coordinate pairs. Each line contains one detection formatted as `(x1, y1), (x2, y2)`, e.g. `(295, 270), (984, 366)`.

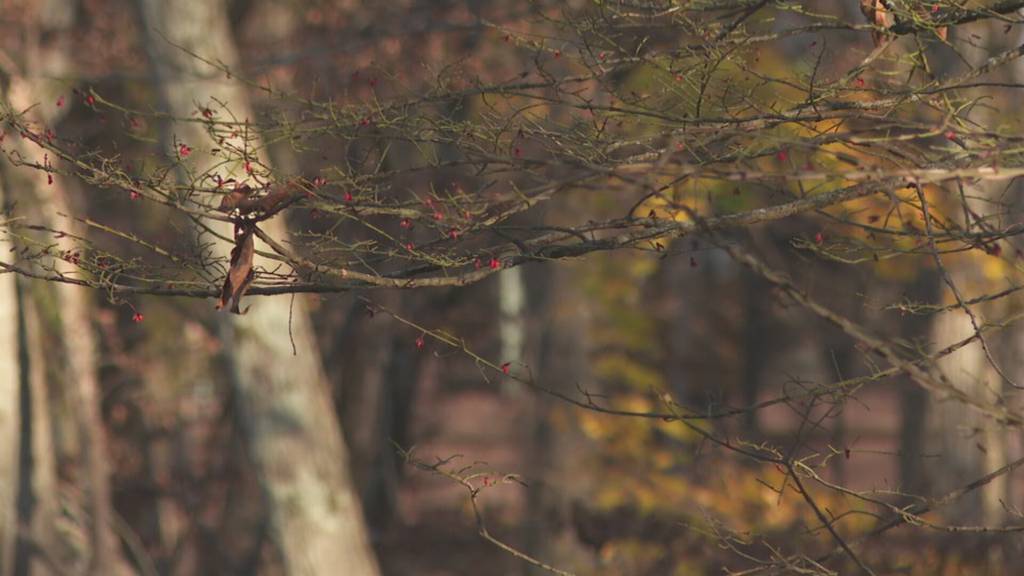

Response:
(898, 270), (939, 496)
(135, 2), (380, 574)
(1, 2), (129, 572)
(928, 309), (1005, 523)
(525, 264), (599, 574)
(925, 20), (1012, 528)
(14, 285), (63, 576)
(0, 178), (23, 576)
(498, 268), (527, 396)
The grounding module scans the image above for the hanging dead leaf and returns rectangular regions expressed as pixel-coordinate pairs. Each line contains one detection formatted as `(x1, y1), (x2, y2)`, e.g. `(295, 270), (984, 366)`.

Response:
(216, 224), (255, 314)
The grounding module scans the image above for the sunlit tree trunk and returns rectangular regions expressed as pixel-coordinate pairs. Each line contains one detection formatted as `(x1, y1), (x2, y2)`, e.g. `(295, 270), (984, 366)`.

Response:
(0, 180), (22, 576)
(2, 1), (130, 573)
(925, 21), (1011, 529)
(499, 268), (527, 396)
(135, 1), (380, 574)
(15, 287), (63, 576)
(928, 309), (1005, 522)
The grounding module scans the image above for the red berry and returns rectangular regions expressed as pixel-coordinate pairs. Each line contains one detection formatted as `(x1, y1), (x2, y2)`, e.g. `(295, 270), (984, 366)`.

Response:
(489, 258), (500, 269)
(815, 232), (824, 244)
(501, 362), (511, 375)
(132, 312), (144, 323)
(178, 143), (192, 157)
(415, 335), (425, 349)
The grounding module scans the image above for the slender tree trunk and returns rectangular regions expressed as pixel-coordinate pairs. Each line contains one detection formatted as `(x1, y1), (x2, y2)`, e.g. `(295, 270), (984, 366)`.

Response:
(6, 85), (127, 576)
(928, 309), (1005, 523)
(5, 103), (128, 576)
(0, 179), (23, 576)
(499, 268), (527, 396)
(14, 284), (62, 576)
(1, 2), (130, 572)
(135, 2), (380, 574)
(925, 21), (1012, 529)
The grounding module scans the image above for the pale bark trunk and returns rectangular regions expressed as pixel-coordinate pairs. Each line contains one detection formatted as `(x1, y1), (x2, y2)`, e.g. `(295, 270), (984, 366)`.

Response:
(1, 1), (128, 572)
(16, 287), (62, 576)
(135, 2), (379, 574)
(499, 268), (527, 396)
(925, 21), (1012, 527)
(928, 310), (1006, 523)
(6, 77), (129, 576)
(0, 178), (23, 576)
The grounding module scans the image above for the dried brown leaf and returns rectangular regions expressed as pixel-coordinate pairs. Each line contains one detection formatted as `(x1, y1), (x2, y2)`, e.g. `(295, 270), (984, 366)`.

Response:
(216, 224), (255, 314)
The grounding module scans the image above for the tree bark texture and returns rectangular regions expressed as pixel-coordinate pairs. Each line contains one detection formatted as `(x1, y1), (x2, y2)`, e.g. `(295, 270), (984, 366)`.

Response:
(135, 2), (380, 574)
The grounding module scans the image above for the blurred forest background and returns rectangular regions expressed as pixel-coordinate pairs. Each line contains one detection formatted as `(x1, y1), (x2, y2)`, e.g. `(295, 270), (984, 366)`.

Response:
(3, 1), (1024, 575)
